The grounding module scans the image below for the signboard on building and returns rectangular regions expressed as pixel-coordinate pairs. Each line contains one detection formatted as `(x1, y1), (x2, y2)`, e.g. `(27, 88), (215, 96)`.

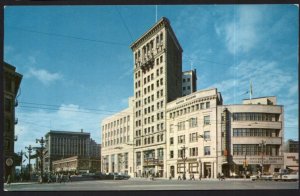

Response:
(233, 156), (283, 165)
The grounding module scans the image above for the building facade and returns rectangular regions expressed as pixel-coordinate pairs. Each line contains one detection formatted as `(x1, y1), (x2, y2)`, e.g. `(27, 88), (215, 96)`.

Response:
(100, 17), (285, 179)
(130, 17), (182, 178)
(52, 156), (101, 174)
(217, 97), (284, 177)
(182, 69), (197, 96)
(166, 88), (223, 179)
(44, 130), (100, 172)
(3, 62), (22, 181)
(101, 98), (134, 175)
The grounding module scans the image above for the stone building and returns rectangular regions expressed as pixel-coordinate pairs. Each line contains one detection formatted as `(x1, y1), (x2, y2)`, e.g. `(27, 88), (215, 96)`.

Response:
(101, 97), (134, 175)
(44, 130), (100, 172)
(3, 62), (22, 181)
(52, 156), (101, 174)
(100, 17), (285, 179)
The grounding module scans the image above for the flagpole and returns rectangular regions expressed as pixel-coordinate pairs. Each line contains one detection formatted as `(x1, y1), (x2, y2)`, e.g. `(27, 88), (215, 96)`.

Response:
(250, 81), (252, 100)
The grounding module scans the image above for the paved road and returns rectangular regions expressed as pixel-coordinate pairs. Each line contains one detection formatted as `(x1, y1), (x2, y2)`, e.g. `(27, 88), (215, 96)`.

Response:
(3, 178), (299, 191)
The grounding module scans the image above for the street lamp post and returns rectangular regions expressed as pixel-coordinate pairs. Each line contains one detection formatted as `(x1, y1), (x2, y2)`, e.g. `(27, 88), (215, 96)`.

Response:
(36, 137), (47, 183)
(260, 140), (266, 175)
(181, 145), (187, 180)
(198, 134), (206, 180)
(25, 145), (33, 180)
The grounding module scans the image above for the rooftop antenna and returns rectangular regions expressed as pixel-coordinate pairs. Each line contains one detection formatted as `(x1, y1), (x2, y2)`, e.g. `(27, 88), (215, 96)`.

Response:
(250, 80), (253, 100)
(156, 5), (158, 22)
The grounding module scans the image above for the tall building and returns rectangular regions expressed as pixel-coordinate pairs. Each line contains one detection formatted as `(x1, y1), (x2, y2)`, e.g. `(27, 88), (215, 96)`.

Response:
(44, 130), (99, 172)
(100, 17), (285, 179)
(130, 17), (182, 177)
(182, 69), (197, 96)
(3, 62), (22, 181)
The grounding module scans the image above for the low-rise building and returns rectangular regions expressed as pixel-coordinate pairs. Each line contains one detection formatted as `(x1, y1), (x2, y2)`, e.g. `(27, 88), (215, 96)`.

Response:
(217, 97), (284, 177)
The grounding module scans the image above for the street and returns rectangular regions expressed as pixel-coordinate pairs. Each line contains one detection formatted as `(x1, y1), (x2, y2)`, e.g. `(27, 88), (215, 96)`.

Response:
(3, 178), (299, 191)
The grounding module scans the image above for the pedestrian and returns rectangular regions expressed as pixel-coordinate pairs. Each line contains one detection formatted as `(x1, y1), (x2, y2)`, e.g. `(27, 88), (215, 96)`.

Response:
(221, 172), (225, 181)
(191, 173), (195, 180)
(56, 173), (59, 183)
(178, 175), (182, 180)
(47, 173), (52, 183)
(199, 174), (202, 181)
(7, 175), (11, 186)
(67, 173), (72, 183)
(217, 172), (221, 180)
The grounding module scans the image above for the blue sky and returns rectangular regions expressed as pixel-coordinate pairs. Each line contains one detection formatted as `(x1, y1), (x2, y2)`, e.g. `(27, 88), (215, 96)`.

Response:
(4, 5), (298, 157)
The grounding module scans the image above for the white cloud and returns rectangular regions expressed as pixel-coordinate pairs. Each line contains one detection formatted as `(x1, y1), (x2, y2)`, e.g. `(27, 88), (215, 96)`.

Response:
(27, 67), (63, 85)
(209, 60), (293, 104)
(216, 6), (265, 54)
(288, 83), (298, 97)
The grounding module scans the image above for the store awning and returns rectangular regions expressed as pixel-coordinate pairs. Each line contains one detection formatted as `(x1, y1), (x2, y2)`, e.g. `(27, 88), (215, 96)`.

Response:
(286, 166), (299, 171)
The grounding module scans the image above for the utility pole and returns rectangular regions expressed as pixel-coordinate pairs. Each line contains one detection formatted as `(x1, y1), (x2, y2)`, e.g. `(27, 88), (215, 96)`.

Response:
(36, 137), (47, 183)
(260, 140), (266, 175)
(25, 145), (33, 180)
(181, 145), (188, 180)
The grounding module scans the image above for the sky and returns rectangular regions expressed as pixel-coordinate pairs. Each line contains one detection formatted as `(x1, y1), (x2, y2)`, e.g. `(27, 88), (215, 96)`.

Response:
(3, 5), (299, 160)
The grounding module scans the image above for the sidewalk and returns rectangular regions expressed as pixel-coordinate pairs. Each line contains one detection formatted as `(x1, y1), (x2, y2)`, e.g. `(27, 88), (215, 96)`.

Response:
(129, 177), (252, 181)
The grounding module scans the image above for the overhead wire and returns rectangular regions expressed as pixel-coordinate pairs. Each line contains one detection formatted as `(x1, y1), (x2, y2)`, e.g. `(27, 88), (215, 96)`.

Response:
(6, 25), (129, 46)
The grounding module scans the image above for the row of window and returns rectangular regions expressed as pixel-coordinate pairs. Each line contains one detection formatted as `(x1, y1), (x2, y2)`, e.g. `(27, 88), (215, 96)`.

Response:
(104, 136), (130, 147)
(135, 149), (164, 166)
(102, 115), (130, 131)
(182, 86), (191, 91)
(233, 128), (279, 137)
(134, 32), (163, 62)
(232, 144), (279, 156)
(143, 134), (164, 145)
(103, 126), (130, 138)
(169, 146), (211, 159)
(169, 102), (210, 119)
(182, 77), (191, 83)
(232, 113), (280, 122)
(169, 132), (210, 145)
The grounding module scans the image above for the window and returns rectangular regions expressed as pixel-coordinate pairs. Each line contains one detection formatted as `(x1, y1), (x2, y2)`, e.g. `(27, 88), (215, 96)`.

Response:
(178, 121), (185, 131)
(204, 146), (211, 155)
(160, 55), (163, 63)
(187, 78), (190, 82)
(204, 116), (210, 125)
(206, 102), (210, 109)
(183, 78), (186, 83)
(188, 117), (198, 128)
(170, 150), (174, 158)
(189, 147), (198, 156)
(178, 135), (185, 144)
(189, 132), (198, 142)
(183, 87), (186, 91)
(136, 152), (141, 166)
(170, 137), (174, 145)
(204, 131), (210, 140)
(200, 103), (204, 109)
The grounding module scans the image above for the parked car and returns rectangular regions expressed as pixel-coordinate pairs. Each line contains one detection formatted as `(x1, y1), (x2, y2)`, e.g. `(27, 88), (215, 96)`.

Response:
(111, 173), (130, 180)
(282, 171), (299, 182)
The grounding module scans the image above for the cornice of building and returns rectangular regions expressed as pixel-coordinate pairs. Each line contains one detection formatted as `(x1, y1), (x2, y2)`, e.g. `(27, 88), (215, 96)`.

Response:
(130, 17), (182, 52)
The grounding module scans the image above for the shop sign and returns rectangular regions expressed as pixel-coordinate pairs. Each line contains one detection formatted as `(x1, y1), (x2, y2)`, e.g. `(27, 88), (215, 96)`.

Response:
(233, 156), (283, 164)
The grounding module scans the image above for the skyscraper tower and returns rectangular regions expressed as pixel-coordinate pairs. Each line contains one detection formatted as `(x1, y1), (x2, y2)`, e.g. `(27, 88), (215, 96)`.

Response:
(130, 17), (183, 177)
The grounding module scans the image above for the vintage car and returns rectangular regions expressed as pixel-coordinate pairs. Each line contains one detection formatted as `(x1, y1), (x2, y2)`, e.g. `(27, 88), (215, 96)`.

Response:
(281, 171), (299, 182)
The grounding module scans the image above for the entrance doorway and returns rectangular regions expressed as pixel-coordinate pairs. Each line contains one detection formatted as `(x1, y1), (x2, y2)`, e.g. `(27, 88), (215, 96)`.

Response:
(170, 166), (175, 177)
(204, 164), (211, 178)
